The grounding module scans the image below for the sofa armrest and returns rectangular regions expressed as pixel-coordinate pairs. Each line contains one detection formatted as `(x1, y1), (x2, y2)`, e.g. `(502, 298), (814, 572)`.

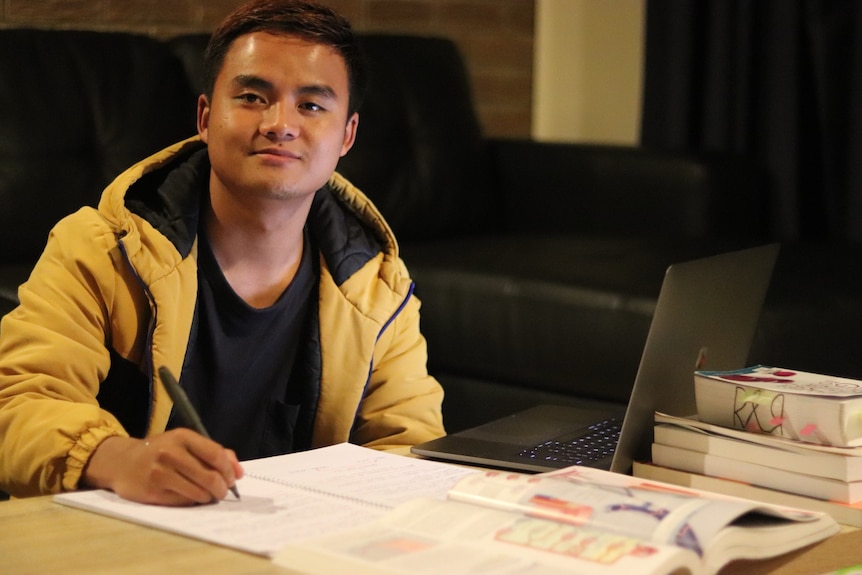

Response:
(0, 264), (32, 319)
(487, 138), (771, 239)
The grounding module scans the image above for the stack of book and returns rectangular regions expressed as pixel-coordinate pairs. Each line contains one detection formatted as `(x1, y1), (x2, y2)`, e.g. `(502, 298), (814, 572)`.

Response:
(634, 365), (862, 527)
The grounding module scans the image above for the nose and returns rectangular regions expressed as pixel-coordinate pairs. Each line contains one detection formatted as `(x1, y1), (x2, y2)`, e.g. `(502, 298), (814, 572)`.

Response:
(260, 101), (298, 140)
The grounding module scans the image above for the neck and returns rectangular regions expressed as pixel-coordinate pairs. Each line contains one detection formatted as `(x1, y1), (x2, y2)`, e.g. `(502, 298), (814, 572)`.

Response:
(204, 189), (313, 308)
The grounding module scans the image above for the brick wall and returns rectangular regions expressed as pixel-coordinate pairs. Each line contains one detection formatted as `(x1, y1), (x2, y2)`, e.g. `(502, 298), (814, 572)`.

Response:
(0, 0), (534, 137)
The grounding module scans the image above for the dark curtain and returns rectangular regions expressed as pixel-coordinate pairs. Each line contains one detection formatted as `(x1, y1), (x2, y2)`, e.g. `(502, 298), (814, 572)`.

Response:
(641, 0), (862, 242)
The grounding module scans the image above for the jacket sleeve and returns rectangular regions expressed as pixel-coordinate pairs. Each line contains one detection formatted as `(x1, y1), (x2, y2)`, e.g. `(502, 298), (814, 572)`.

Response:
(351, 272), (446, 450)
(0, 211), (131, 497)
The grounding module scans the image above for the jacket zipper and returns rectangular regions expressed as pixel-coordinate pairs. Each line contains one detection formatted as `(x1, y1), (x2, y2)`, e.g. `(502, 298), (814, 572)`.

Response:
(117, 237), (159, 432)
(354, 281), (416, 426)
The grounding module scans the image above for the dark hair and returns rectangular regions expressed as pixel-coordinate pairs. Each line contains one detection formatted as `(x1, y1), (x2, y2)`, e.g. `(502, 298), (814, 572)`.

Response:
(203, 0), (367, 117)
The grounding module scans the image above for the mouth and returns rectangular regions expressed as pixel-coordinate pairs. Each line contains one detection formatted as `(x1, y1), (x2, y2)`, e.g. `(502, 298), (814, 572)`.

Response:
(254, 147), (301, 161)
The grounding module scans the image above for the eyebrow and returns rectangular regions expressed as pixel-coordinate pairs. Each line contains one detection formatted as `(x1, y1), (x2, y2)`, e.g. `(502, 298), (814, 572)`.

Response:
(299, 84), (339, 101)
(232, 74), (339, 100)
(233, 74), (273, 92)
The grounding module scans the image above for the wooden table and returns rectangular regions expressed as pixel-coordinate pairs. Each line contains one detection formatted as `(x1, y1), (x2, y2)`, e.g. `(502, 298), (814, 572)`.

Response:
(0, 495), (287, 575)
(1, 494), (860, 575)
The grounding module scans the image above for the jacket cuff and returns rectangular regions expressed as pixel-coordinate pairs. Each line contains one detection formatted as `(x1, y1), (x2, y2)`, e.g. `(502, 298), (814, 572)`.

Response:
(62, 425), (127, 492)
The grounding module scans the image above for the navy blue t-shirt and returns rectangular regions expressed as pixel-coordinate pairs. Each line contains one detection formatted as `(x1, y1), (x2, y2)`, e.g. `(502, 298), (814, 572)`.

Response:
(167, 226), (317, 460)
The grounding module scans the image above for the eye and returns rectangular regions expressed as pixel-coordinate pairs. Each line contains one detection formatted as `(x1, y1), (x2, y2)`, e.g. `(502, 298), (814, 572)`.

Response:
(299, 101), (324, 112)
(236, 93), (264, 104)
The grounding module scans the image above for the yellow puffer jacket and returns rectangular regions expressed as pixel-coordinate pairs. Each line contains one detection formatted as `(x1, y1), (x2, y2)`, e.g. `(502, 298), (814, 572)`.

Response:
(0, 137), (445, 497)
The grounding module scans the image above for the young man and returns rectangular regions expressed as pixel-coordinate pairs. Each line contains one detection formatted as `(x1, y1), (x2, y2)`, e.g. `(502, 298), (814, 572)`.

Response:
(0, 0), (445, 505)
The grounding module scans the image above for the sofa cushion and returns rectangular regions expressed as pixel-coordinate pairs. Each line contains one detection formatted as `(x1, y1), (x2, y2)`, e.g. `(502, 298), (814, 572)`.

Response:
(404, 237), (684, 405)
(0, 29), (198, 266)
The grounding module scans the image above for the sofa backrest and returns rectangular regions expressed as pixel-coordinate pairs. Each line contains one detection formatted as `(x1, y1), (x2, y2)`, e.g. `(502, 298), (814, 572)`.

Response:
(0, 29), (493, 270)
(334, 34), (493, 242)
(0, 29), (199, 265)
(490, 140), (772, 239)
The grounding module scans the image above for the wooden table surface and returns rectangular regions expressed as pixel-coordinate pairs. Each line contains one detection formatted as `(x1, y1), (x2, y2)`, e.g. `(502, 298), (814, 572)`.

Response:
(0, 494), (288, 575)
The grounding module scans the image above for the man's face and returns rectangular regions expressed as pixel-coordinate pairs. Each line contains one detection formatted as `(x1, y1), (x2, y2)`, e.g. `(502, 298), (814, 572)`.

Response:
(197, 32), (358, 204)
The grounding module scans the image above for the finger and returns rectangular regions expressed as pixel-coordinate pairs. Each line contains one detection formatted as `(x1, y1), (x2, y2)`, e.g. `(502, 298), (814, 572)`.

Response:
(181, 433), (241, 490)
(228, 449), (245, 480)
(136, 439), (223, 505)
(105, 445), (210, 506)
(159, 430), (238, 501)
(155, 467), (222, 506)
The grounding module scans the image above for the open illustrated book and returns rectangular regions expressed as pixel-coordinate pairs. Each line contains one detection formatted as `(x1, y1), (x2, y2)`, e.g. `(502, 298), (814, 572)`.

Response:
(53, 443), (838, 575)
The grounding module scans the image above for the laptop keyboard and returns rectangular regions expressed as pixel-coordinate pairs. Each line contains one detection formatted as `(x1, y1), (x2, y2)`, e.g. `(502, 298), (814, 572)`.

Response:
(518, 416), (622, 465)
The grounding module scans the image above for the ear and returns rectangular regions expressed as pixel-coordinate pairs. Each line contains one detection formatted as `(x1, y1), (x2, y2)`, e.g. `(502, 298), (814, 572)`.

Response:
(196, 94), (211, 143)
(339, 112), (359, 157)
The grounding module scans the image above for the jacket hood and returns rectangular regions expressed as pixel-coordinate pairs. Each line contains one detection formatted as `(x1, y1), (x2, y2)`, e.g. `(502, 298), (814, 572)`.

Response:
(98, 137), (205, 257)
(96, 136), (404, 292)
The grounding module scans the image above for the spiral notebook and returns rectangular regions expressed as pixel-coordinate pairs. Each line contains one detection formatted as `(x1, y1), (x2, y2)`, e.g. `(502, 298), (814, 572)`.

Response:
(411, 243), (780, 475)
(53, 443), (474, 557)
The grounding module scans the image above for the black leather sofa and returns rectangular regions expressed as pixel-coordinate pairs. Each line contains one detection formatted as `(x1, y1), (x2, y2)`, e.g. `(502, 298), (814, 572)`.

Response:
(2, 29), (861, 437)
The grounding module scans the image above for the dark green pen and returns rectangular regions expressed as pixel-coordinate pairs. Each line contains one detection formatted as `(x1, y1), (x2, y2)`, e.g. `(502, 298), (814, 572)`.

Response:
(157, 365), (241, 500)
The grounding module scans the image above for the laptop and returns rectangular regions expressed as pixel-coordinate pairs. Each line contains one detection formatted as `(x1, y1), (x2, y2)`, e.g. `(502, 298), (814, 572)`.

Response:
(411, 243), (780, 474)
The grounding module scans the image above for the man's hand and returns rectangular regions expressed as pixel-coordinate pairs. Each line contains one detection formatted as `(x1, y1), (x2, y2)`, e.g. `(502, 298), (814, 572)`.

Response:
(82, 429), (243, 506)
